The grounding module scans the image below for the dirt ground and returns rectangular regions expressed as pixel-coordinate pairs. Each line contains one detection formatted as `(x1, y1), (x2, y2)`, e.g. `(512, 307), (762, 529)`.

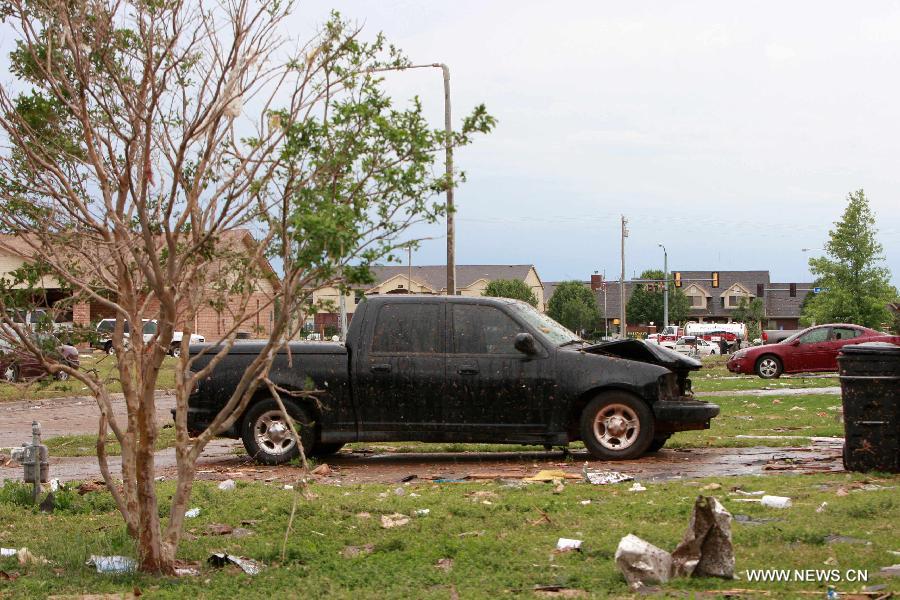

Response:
(0, 392), (844, 485)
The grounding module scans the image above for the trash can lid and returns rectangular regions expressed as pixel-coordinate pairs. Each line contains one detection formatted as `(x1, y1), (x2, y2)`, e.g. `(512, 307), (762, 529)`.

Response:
(839, 341), (900, 356)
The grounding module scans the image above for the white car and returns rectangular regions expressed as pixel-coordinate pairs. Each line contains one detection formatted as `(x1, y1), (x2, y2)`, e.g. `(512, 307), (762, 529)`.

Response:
(673, 336), (719, 357)
(94, 319), (204, 356)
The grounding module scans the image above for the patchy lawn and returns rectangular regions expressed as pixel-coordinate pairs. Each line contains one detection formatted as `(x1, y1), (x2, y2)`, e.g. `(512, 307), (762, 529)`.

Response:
(0, 473), (897, 598)
(691, 355), (839, 393)
(0, 354), (177, 403)
(44, 427), (179, 458)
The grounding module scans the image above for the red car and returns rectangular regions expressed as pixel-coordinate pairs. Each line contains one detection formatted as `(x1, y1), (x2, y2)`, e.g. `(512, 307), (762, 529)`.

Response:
(727, 323), (899, 378)
(0, 334), (80, 382)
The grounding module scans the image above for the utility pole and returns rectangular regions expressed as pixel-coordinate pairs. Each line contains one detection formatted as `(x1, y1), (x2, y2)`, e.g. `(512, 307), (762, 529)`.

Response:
(620, 215), (628, 338)
(408, 243), (413, 294)
(659, 243), (668, 329)
(442, 64), (456, 295)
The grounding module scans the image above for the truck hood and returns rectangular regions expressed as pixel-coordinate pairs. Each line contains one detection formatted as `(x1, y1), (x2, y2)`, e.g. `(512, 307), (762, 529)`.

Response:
(582, 339), (702, 378)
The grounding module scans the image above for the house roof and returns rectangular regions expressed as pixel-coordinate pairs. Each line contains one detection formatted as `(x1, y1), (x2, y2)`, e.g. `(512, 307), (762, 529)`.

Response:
(765, 283), (814, 317)
(365, 264), (537, 292)
(677, 270), (771, 318)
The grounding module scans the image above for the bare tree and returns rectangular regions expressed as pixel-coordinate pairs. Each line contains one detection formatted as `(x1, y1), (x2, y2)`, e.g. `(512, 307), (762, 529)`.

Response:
(0, 0), (492, 573)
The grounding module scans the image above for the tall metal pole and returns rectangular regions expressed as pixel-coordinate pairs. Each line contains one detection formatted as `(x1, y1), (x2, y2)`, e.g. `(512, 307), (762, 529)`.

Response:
(441, 64), (456, 295)
(620, 216), (628, 338)
(659, 243), (668, 329)
(408, 243), (413, 294)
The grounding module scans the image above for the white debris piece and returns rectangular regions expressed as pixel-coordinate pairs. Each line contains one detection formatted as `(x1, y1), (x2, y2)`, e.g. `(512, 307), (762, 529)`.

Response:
(556, 538), (583, 552)
(671, 496), (735, 579)
(583, 467), (634, 485)
(615, 534), (673, 587)
(87, 555), (137, 574)
(760, 495), (792, 509)
(218, 479), (236, 491)
(1, 548), (16, 557)
(629, 482), (647, 492)
(185, 508), (201, 518)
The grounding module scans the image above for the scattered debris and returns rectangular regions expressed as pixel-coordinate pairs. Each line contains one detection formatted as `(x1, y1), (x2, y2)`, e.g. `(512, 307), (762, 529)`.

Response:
(380, 513), (410, 528)
(671, 496), (735, 579)
(205, 523), (234, 536)
(185, 508), (201, 518)
(283, 484), (294, 490)
(400, 474), (417, 483)
(49, 478), (61, 492)
(701, 483), (721, 491)
(556, 538), (583, 553)
(39, 492), (56, 513)
(529, 510), (553, 526)
(355, 512), (371, 520)
(207, 553), (264, 576)
(580, 500), (591, 505)
(231, 528), (254, 539)
(174, 560), (201, 577)
(86, 555), (137, 574)
(457, 530), (485, 538)
(435, 558), (453, 572)
(0, 548), (16, 558)
(14, 548), (46, 566)
(582, 467), (633, 485)
(77, 480), (105, 495)
(0, 570), (19, 581)
(732, 489), (765, 496)
(733, 514), (781, 526)
(533, 585), (586, 597)
(760, 495), (792, 509)
(414, 509), (430, 517)
(880, 564), (900, 577)
(311, 463), (333, 476)
(217, 479), (236, 491)
(816, 502), (828, 513)
(342, 544), (375, 559)
(393, 487), (406, 496)
(615, 534), (673, 587)
(825, 535), (871, 546)
(525, 470), (568, 482)
(629, 482), (647, 492)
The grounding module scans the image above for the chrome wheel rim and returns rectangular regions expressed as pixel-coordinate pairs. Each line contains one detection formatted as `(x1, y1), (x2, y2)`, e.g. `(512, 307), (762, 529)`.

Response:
(759, 358), (778, 377)
(254, 410), (296, 456)
(56, 370), (69, 381)
(593, 403), (640, 451)
(171, 346), (181, 358)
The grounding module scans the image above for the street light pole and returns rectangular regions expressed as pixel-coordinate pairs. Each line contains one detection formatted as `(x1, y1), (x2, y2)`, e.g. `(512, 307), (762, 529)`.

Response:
(658, 243), (668, 329)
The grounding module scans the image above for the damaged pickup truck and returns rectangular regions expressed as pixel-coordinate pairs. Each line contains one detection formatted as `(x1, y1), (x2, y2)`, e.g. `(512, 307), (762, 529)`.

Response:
(186, 296), (718, 464)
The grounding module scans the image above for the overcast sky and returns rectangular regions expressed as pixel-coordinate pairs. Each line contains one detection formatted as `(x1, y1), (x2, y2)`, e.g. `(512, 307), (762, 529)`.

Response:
(289, 0), (900, 285)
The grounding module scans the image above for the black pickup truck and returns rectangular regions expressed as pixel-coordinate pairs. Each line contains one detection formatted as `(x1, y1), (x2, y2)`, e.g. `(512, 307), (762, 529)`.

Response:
(187, 296), (718, 464)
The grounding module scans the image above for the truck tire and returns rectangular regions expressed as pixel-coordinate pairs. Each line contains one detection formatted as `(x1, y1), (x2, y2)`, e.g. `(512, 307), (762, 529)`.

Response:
(241, 398), (316, 466)
(646, 435), (671, 453)
(580, 391), (655, 460)
(755, 355), (783, 379)
(169, 344), (182, 358)
(311, 442), (345, 458)
(104, 342), (115, 356)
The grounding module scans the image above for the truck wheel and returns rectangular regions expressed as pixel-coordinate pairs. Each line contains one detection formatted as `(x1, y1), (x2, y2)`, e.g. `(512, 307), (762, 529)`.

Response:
(241, 399), (315, 466)
(580, 392), (654, 460)
(169, 344), (181, 358)
(104, 342), (115, 356)
(755, 355), (783, 379)
(311, 442), (345, 458)
(646, 435), (671, 453)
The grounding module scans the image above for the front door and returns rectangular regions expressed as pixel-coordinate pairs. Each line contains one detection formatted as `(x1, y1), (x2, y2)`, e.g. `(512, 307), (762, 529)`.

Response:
(444, 302), (555, 441)
(355, 301), (446, 436)
(787, 326), (832, 372)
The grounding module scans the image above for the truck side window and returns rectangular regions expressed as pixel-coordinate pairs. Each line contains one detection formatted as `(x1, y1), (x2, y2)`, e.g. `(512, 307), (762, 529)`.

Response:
(452, 305), (520, 355)
(371, 303), (441, 354)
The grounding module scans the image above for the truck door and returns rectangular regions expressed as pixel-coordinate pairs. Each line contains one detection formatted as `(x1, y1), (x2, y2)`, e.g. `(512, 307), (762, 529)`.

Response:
(355, 301), (446, 436)
(444, 303), (555, 440)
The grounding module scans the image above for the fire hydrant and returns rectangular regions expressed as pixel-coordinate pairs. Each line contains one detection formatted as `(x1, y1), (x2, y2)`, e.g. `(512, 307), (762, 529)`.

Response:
(22, 420), (49, 503)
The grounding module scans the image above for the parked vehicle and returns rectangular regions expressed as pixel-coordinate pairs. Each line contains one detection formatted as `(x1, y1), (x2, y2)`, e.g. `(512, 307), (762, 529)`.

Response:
(761, 329), (799, 344)
(726, 323), (900, 378)
(651, 322), (746, 350)
(93, 318), (205, 356)
(674, 336), (720, 357)
(0, 333), (79, 382)
(185, 296), (719, 464)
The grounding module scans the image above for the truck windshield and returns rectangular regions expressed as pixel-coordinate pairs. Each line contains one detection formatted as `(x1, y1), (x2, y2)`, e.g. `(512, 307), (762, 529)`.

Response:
(508, 302), (581, 346)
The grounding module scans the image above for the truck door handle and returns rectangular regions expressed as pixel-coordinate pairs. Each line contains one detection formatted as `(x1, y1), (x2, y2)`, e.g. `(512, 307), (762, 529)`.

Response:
(457, 366), (479, 375)
(370, 363), (391, 373)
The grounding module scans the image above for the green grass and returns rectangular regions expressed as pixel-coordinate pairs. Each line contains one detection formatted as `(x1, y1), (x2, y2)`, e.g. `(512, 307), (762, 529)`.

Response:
(0, 354), (177, 402)
(669, 393), (844, 448)
(0, 473), (896, 598)
(44, 427), (179, 457)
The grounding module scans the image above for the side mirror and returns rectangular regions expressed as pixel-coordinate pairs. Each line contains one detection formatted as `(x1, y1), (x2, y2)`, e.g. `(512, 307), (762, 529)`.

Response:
(790, 339), (801, 346)
(514, 332), (537, 355)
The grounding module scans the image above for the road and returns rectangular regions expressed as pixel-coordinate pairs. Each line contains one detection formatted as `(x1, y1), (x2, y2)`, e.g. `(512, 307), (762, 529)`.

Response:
(0, 390), (844, 485)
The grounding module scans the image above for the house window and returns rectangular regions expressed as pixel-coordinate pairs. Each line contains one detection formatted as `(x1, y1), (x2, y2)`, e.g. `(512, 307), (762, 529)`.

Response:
(690, 295), (704, 307)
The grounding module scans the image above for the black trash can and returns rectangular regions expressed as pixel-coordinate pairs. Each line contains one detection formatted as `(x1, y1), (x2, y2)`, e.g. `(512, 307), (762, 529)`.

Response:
(837, 342), (900, 473)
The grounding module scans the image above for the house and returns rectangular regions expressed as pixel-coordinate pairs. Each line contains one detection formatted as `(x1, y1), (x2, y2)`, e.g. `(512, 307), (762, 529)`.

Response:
(308, 264), (546, 334)
(0, 230), (279, 342)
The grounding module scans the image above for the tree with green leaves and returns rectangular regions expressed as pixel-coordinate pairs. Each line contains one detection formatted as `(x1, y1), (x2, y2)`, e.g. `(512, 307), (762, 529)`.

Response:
(482, 278), (538, 307)
(801, 190), (896, 329)
(547, 281), (602, 335)
(0, 1), (492, 573)
(733, 297), (765, 341)
(625, 269), (690, 328)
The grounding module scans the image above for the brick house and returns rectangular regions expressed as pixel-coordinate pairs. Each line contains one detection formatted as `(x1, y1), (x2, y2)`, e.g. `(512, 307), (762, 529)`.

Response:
(0, 230), (279, 342)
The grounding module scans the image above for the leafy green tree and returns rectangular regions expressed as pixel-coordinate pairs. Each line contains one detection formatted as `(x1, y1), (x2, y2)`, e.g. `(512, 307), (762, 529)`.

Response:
(733, 297), (765, 341)
(547, 281), (602, 335)
(625, 269), (690, 328)
(483, 279), (538, 307)
(0, 3), (492, 574)
(802, 190), (897, 328)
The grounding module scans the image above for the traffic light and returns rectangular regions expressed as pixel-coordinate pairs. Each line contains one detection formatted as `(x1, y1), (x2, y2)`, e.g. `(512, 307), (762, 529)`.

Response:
(789, 283), (797, 297)
(711, 272), (719, 288)
(674, 272), (682, 287)
(757, 283), (764, 297)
